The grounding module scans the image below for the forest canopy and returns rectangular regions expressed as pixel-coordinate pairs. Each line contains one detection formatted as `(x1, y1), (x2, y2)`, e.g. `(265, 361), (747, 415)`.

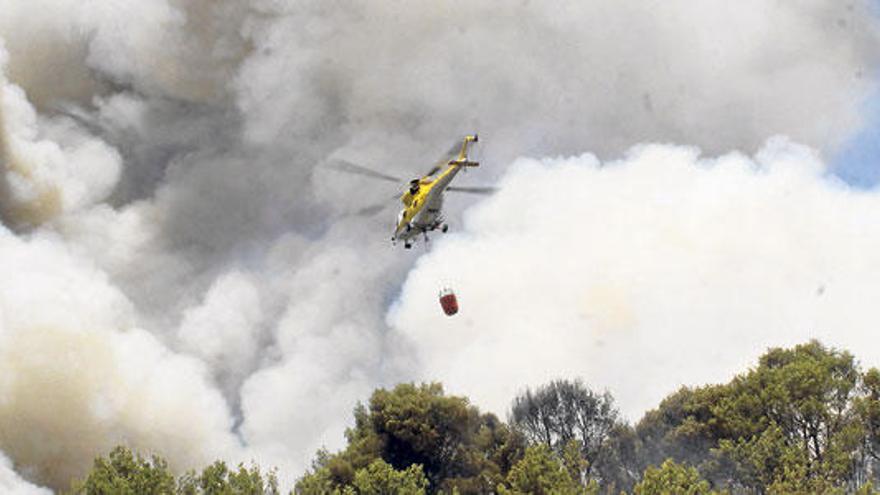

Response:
(70, 340), (880, 494)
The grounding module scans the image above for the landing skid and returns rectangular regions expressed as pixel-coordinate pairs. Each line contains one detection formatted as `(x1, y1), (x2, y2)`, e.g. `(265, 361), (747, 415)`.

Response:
(394, 223), (449, 250)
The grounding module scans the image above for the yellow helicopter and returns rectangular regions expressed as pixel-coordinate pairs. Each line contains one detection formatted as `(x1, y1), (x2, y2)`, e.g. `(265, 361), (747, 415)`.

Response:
(328, 134), (494, 248)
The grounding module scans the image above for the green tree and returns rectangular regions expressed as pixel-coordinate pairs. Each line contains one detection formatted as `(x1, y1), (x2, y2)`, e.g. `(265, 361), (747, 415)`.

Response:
(636, 385), (723, 471)
(295, 383), (525, 494)
(638, 341), (865, 492)
(633, 459), (720, 495)
(498, 444), (596, 495)
(351, 459), (428, 494)
(714, 341), (862, 491)
(855, 368), (880, 486)
(292, 465), (339, 495)
(69, 446), (176, 495)
(369, 382), (477, 484)
(177, 461), (280, 495)
(71, 446), (281, 495)
(510, 379), (628, 489)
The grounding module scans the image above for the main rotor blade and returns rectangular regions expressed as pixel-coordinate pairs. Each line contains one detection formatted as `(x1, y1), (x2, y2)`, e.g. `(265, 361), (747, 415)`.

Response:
(446, 186), (498, 195)
(324, 159), (402, 183)
(354, 192), (403, 216)
(356, 203), (389, 216)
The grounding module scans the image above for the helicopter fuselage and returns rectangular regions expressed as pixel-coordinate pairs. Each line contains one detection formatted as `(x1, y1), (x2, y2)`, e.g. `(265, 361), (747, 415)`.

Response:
(392, 162), (464, 246)
(390, 134), (480, 248)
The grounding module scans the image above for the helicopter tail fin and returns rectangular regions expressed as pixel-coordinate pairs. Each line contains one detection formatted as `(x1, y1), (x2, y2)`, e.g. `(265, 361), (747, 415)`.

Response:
(454, 134), (479, 165)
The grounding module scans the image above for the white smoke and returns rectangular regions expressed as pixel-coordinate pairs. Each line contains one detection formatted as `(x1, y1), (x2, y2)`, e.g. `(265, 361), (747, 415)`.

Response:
(177, 271), (265, 397)
(0, 43), (121, 228)
(0, 226), (240, 489)
(390, 138), (880, 419)
(0, 0), (878, 491)
(0, 452), (50, 495)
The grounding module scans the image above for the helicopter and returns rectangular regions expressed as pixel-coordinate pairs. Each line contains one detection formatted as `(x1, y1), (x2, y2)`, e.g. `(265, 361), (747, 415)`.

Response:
(327, 134), (495, 249)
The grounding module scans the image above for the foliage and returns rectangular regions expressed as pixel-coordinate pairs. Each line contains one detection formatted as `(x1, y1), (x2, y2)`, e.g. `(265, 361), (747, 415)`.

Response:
(510, 379), (617, 459)
(510, 379), (632, 489)
(369, 382), (479, 485)
(70, 341), (880, 495)
(69, 446), (176, 495)
(70, 446), (280, 495)
(636, 386), (724, 471)
(351, 459), (428, 494)
(637, 340), (867, 492)
(856, 367), (880, 481)
(498, 444), (596, 495)
(633, 459), (720, 495)
(296, 459), (428, 495)
(177, 460), (280, 495)
(295, 382), (525, 494)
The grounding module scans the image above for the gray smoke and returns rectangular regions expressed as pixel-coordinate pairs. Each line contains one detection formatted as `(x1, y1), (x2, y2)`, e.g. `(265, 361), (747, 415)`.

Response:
(0, 0), (878, 490)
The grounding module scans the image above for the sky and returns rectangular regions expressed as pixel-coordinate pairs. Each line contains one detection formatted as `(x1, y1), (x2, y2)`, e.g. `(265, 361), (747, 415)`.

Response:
(1, 1), (880, 493)
(830, 0), (880, 186)
(833, 91), (880, 187)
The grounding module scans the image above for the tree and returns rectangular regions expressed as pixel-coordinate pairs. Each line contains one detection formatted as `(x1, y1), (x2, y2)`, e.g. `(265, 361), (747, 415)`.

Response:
(177, 461), (280, 495)
(71, 446), (281, 495)
(351, 460), (428, 494)
(592, 423), (642, 492)
(369, 382), (478, 485)
(296, 460), (428, 495)
(636, 386), (724, 471)
(855, 368), (880, 485)
(714, 341), (862, 491)
(511, 380), (617, 457)
(292, 462), (340, 495)
(69, 446), (176, 495)
(295, 383), (525, 494)
(638, 341), (865, 492)
(633, 459), (720, 495)
(510, 379), (626, 488)
(498, 445), (596, 495)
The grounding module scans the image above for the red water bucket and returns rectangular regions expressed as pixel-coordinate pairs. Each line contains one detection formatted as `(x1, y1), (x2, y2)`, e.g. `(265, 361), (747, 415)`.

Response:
(439, 288), (458, 316)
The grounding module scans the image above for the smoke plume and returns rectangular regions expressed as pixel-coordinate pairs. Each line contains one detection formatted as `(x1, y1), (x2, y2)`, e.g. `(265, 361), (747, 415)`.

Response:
(0, 0), (878, 490)
(390, 138), (880, 419)
(0, 452), (49, 495)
